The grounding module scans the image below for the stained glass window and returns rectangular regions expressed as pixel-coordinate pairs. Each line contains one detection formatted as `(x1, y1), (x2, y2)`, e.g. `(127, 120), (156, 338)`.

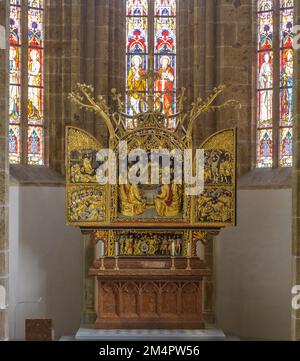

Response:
(126, 0), (177, 128)
(126, 0), (148, 121)
(154, 0), (176, 122)
(279, 0), (294, 167)
(9, 0), (22, 164)
(258, 0), (273, 11)
(256, 0), (294, 168)
(9, 0), (45, 165)
(257, 1), (274, 168)
(28, 0), (43, 9)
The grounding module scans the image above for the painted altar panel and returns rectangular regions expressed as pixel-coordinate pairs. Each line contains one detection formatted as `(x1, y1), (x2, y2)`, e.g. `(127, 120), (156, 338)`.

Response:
(65, 126), (236, 229)
(111, 127), (189, 224)
(66, 127), (109, 226)
(194, 128), (237, 228)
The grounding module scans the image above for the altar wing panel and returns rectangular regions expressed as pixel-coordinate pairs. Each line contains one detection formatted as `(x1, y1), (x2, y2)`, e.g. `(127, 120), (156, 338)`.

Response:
(194, 128), (237, 228)
(66, 127), (108, 226)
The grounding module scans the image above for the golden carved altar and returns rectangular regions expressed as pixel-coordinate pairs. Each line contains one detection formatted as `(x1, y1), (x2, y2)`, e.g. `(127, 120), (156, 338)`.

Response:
(66, 84), (238, 329)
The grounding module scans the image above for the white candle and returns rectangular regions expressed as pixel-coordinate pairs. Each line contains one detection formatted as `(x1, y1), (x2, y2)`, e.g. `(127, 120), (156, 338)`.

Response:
(172, 241), (175, 257)
(115, 242), (119, 257)
(187, 242), (191, 258)
(100, 242), (104, 258)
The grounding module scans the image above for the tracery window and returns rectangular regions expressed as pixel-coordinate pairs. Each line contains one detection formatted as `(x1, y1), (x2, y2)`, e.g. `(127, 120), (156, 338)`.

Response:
(257, 0), (294, 168)
(9, 0), (44, 165)
(126, 0), (176, 127)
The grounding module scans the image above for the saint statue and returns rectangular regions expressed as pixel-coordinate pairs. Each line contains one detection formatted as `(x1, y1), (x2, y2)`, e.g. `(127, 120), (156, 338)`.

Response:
(155, 183), (181, 217)
(120, 183), (146, 217)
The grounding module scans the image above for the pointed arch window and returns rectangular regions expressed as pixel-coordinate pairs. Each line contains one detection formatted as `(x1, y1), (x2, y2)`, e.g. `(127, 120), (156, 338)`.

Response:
(126, 0), (177, 127)
(257, 0), (294, 168)
(9, 0), (45, 165)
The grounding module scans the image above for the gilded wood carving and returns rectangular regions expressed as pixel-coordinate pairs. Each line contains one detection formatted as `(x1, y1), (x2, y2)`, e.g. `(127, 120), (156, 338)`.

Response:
(65, 83), (238, 261)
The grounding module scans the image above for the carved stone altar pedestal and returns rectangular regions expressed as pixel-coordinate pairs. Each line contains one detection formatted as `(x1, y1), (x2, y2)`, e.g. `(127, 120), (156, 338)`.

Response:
(89, 258), (210, 330)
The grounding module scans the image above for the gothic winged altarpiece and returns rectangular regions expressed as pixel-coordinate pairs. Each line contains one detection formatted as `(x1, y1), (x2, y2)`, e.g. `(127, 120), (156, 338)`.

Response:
(66, 81), (239, 329)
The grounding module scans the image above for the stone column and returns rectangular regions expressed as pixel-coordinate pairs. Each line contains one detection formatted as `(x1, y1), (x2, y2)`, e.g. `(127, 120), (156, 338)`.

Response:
(215, 0), (255, 175)
(0, 0), (9, 341)
(292, 0), (300, 342)
(177, 0), (195, 102)
(93, 0), (110, 146)
(178, 0), (218, 146)
(45, 0), (85, 174)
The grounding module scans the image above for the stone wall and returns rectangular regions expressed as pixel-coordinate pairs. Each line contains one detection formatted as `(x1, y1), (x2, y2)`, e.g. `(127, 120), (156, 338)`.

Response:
(0, 0), (9, 341)
(177, 0), (255, 175)
(215, 0), (255, 175)
(45, 0), (125, 174)
(45, 0), (84, 173)
(178, 0), (217, 146)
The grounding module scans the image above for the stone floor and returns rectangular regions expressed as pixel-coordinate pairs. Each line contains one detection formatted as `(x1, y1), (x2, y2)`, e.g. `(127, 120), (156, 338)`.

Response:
(60, 331), (240, 341)
(59, 327), (235, 341)
(76, 328), (226, 341)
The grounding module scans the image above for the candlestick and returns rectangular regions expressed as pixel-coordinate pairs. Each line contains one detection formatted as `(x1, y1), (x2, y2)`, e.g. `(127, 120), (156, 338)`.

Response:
(171, 256), (176, 271)
(186, 240), (192, 270)
(114, 241), (120, 271)
(100, 242), (104, 258)
(100, 242), (106, 270)
(114, 257), (119, 271)
(100, 257), (105, 271)
(171, 241), (176, 271)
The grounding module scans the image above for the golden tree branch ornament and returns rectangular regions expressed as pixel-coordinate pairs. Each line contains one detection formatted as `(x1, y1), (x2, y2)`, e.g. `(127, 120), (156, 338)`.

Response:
(184, 85), (241, 140)
(68, 83), (116, 140)
(69, 81), (240, 144)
